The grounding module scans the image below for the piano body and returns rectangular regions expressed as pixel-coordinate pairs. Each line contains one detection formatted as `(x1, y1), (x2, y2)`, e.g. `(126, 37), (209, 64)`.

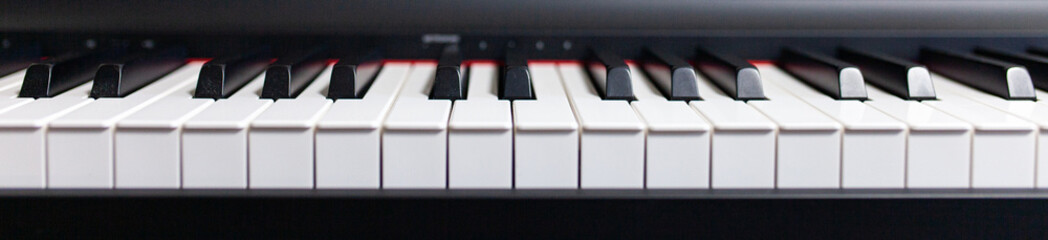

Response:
(2, 0), (1048, 237)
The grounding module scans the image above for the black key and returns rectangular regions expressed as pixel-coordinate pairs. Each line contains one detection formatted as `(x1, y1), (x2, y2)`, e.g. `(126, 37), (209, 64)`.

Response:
(499, 49), (533, 100)
(778, 47), (868, 100)
(586, 48), (634, 100)
(1028, 46), (1048, 59)
(429, 45), (466, 100)
(640, 47), (700, 101)
(90, 46), (187, 98)
(694, 48), (765, 100)
(837, 47), (936, 100)
(328, 49), (383, 99)
(976, 47), (1048, 91)
(260, 46), (329, 99)
(920, 47), (1036, 100)
(0, 41), (41, 77)
(194, 46), (273, 99)
(19, 47), (127, 98)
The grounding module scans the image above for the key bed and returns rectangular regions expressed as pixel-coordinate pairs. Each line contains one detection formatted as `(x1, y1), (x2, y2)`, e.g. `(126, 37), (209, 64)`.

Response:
(0, 40), (1047, 192)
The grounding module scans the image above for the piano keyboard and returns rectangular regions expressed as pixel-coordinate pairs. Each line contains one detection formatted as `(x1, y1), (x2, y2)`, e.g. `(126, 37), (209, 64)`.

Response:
(3, 44), (1048, 190)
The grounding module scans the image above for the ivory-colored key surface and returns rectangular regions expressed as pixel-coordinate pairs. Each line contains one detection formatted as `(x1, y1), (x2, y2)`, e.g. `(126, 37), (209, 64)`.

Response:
(47, 63), (203, 188)
(758, 64), (908, 189)
(0, 82), (93, 188)
(315, 62), (411, 189)
(559, 63), (645, 189)
(248, 63), (333, 189)
(690, 70), (777, 189)
(182, 74), (272, 189)
(382, 62), (452, 189)
(628, 64), (711, 189)
(447, 62), (513, 189)
(513, 63), (580, 189)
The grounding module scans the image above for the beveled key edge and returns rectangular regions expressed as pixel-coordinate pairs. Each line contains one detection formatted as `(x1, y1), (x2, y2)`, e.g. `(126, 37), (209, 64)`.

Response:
(694, 47), (766, 100)
(837, 47), (936, 100)
(642, 46), (700, 101)
(588, 48), (635, 100)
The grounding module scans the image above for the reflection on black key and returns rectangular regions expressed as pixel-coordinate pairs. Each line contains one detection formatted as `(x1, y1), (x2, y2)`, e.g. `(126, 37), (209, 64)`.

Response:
(499, 50), (533, 100)
(779, 47), (867, 100)
(90, 46), (187, 98)
(975, 47), (1048, 91)
(20, 47), (127, 98)
(194, 46), (273, 99)
(328, 49), (383, 99)
(587, 48), (634, 100)
(430, 45), (466, 100)
(920, 47), (1036, 100)
(641, 47), (699, 101)
(694, 48), (765, 100)
(260, 46), (329, 99)
(837, 47), (936, 100)
(0, 41), (41, 77)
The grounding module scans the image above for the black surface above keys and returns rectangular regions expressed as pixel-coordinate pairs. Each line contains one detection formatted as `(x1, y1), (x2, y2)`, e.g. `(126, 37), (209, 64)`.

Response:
(587, 48), (634, 100)
(19, 46), (127, 98)
(975, 47), (1048, 91)
(194, 46), (273, 99)
(778, 47), (868, 100)
(693, 48), (765, 100)
(260, 46), (328, 99)
(430, 45), (466, 100)
(837, 47), (936, 100)
(920, 47), (1036, 100)
(0, 41), (41, 77)
(499, 50), (533, 100)
(640, 47), (700, 101)
(90, 46), (187, 98)
(328, 49), (383, 99)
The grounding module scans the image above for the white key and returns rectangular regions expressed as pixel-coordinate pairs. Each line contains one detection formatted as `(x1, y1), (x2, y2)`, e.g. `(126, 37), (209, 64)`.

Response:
(864, 86), (973, 188)
(690, 71), (777, 189)
(922, 73), (1037, 188)
(628, 64), (711, 189)
(248, 64), (334, 189)
(0, 82), (93, 188)
(932, 74), (1048, 188)
(1039, 89), (1048, 188)
(383, 62), (452, 189)
(558, 63), (645, 189)
(0, 69), (27, 92)
(447, 62), (512, 189)
(114, 83), (213, 188)
(0, 72), (34, 113)
(513, 63), (579, 189)
(47, 62), (203, 188)
(758, 64), (908, 189)
(227, 73), (267, 100)
(315, 62), (411, 189)
(182, 75), (272, 189)
(748, 85), (842, 189)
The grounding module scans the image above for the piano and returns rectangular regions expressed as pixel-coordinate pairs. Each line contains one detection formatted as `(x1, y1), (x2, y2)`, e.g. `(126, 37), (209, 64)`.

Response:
(3, 0), (1048, 237)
